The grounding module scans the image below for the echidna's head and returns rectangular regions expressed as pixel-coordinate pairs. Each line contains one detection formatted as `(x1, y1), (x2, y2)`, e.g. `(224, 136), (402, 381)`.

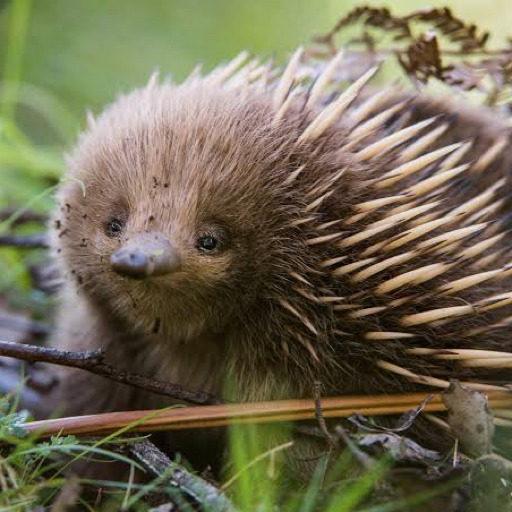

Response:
(53, 80), (327, 342)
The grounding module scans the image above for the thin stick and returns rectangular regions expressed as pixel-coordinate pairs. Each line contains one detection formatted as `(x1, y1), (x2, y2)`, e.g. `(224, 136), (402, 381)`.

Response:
(0, 209), (46, 226)
(220, 440), (294, 491)
(129, 440), (235, 512)
(313, 381), (336, 450)
(0, 340), (219, 405)
(19, 391), (512, 439)
(0, 234), (49, 248)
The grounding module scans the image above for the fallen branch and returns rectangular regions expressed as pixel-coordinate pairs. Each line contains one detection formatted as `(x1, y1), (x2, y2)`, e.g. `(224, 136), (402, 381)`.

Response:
(0, 208), (46, 226)
(129, 439), (236, 512)
(18, 391), (512, 439)
(0, 233), (49, 248)
(0, 340), (220, 405)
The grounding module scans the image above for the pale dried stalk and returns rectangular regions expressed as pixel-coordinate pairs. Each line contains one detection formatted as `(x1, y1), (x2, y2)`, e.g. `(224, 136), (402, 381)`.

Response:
(19, 391), (512, 439)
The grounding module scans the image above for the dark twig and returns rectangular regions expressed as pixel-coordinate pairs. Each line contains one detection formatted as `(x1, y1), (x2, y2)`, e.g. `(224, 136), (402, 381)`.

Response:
(348, 394), (435, 433)
(0, 208), (47, 226)
(0, 233), (49, 248)
(129, 439), (236, 512)
(334, 424), (374, 470)
(0, 340), (220, 405)
(313, 381), (337, 451)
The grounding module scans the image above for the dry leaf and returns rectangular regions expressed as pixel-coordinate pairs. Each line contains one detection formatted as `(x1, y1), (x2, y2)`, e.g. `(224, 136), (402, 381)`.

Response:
(442, 381), (494, 458)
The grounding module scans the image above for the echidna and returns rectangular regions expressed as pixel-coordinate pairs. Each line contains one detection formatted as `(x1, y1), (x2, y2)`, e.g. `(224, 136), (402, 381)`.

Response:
(46, 47), (512, 462)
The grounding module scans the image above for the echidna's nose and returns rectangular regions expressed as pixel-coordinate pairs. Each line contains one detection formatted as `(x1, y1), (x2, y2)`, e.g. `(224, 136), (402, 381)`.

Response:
(110, 232), (181, 279)
(110, 250), (149, 278)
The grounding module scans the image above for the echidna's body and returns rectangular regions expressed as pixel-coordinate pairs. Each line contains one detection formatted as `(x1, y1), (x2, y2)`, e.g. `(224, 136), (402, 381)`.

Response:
(47, 49), (512, 456)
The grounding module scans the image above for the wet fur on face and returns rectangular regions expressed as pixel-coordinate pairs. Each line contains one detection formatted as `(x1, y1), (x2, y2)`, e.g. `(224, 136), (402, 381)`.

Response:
(54, 85), (326, 346)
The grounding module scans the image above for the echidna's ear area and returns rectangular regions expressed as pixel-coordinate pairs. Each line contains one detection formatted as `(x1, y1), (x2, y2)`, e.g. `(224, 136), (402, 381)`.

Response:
(198, 49), (512, 398)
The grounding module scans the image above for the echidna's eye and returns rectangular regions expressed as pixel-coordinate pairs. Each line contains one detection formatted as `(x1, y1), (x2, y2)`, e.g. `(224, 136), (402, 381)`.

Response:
(106, 218), (124, 238)
(197, 235), (218, 253)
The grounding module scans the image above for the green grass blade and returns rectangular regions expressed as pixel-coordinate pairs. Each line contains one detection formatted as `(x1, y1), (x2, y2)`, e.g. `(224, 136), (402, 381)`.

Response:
(324, 458), (391, 512)
(1, 0), (32, 120)
(298, 453), (330, 512)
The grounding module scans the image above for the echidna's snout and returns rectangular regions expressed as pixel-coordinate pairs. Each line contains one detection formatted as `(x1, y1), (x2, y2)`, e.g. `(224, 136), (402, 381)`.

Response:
(110, 231), (181, 279)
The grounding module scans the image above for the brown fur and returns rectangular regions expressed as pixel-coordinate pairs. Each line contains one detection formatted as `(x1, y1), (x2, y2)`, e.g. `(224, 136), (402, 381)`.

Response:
(44, 55), (512, 468)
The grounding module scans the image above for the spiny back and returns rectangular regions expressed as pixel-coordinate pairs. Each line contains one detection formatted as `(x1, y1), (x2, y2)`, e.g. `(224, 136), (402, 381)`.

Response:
(57, 48), (512, 403)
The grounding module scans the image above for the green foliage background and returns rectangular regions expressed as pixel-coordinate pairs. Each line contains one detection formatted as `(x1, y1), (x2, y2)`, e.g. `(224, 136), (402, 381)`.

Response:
(1, 0), (510, 143)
